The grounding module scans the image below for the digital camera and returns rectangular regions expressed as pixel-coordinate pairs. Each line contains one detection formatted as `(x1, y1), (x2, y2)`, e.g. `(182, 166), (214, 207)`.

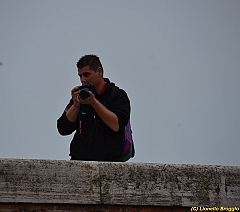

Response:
(78, 82), (96, 99)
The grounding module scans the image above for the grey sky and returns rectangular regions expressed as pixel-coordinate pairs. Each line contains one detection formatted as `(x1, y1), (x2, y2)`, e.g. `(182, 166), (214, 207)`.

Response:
(0, 0), (239, 166)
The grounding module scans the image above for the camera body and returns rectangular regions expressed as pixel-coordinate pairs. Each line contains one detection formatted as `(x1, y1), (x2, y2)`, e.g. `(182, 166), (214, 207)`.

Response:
(78, 82), (96, 99)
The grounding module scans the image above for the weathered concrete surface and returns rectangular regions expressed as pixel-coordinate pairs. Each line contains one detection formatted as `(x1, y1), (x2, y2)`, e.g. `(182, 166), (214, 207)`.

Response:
(0, 158), (239, 207)
(0, 203), (191, 212)
(0, 159), (100, 204)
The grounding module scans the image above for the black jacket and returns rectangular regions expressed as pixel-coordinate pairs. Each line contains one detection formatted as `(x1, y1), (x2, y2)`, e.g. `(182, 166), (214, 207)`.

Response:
(57, 79), (130, 161)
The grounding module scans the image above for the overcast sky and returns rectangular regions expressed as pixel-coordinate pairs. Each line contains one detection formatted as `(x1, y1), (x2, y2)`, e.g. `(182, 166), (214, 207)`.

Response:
(0, 0), (239, 166)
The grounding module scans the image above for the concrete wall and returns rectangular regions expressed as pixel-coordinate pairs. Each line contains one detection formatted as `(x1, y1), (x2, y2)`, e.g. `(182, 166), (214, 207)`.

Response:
(0, 158), (240, 211)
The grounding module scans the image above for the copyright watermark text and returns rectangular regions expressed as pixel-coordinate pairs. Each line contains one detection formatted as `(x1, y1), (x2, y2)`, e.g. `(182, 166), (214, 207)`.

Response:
(191, 206), (240, 212)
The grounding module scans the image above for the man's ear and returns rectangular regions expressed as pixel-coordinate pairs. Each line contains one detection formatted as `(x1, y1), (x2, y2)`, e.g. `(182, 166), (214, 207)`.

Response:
(97, 67), (103, 77)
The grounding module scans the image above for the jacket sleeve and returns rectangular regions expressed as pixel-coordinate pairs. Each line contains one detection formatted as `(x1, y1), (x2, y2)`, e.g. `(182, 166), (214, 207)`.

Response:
(110, 88), (130, 130)
(57, 100), (78, 136)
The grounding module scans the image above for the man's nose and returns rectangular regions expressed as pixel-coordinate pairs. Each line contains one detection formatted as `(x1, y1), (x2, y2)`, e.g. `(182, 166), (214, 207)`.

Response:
(80, 77), (86, 83)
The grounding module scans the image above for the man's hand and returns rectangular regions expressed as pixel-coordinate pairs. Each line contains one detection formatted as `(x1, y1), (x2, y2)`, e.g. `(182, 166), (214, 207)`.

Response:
(71, 86), (97, 107)
(66, 86), (82, 123)
(79, 91), (96, 107)
(69, 87), (119, 131)
(71, 87), (81, 108)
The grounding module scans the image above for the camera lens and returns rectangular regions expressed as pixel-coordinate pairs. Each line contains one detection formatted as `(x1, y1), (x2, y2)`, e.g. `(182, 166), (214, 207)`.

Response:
(79, 88), (90, 99)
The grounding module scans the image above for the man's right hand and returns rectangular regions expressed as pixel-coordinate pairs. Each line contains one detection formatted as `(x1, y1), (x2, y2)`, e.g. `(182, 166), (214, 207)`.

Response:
(66, 87), (81, 123)
(71, 86), (81, 108)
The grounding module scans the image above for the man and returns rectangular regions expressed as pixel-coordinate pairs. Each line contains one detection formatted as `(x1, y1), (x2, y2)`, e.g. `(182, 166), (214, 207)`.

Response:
(57, 55), (131, 161)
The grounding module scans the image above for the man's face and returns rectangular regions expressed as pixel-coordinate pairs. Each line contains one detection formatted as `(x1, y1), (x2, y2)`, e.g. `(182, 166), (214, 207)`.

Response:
(78, 65), (102, 85)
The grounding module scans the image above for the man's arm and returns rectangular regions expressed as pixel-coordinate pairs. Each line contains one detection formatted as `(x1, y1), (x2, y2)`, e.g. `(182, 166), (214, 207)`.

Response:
(74, 90), (119, 132)
(66, 87), (120, 132)
(66, 104), (80, 123)
(66, 87), (81, 123)
(92, 99), (119, 132)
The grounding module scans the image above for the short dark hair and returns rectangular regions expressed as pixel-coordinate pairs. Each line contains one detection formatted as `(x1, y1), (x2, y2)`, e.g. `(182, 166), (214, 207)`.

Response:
(76, 55), (103, 72)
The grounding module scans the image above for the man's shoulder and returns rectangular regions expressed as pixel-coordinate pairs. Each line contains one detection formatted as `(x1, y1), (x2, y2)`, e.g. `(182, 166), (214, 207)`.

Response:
(111, 85), (129, 98)
(104, 79), (129, 99)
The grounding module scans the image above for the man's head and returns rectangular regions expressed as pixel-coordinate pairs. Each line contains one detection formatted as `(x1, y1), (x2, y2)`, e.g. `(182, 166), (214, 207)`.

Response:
(77, 55), (103, 73)
(77, 55), (104, 87)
